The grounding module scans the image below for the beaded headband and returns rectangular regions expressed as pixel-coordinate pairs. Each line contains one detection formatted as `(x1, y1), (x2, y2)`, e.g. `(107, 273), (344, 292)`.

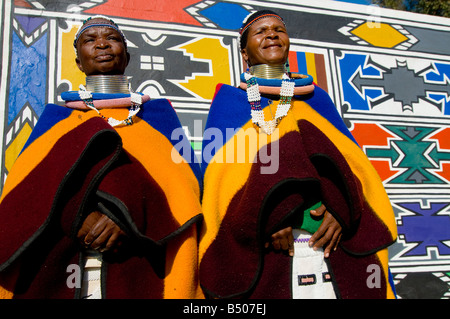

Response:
(239, 13), (285, 36)
(73, 15), (128, 54)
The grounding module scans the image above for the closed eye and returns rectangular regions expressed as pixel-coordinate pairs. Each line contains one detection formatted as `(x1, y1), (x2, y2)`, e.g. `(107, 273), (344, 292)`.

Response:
(107, 35), (121, 41)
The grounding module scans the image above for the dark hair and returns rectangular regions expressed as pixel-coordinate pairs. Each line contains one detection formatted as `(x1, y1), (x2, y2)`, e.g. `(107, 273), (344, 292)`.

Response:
(239, 10), (285, 49)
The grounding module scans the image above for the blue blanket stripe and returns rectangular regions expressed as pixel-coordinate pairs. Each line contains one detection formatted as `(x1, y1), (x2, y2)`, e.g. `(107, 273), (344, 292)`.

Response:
(21, 104), (73, 154)
(138, 99), (203, 186)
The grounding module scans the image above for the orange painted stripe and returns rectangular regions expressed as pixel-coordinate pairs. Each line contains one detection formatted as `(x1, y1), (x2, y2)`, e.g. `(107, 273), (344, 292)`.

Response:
(288, 51), (299, 73)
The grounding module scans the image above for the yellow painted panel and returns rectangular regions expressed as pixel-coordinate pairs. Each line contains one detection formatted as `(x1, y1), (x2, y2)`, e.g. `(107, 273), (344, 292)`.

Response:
(351, 22), (408, 48)
(61, 25), (85, 91)
(5, 123), (32, 172)
(176, 38), (231, 100)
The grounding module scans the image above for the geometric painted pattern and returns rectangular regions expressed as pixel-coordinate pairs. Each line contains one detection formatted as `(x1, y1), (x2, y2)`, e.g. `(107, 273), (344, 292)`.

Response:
(351, 124), (450, 185)
(395, 201), (450, 257)
(339, 19), (418, 50)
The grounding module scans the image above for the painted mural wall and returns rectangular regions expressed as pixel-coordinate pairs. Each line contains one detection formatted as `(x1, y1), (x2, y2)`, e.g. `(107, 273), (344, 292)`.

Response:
(0, 0), (449, 299)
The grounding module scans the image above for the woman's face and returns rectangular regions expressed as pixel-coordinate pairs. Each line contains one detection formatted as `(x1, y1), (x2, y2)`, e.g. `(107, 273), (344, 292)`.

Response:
(75, 21), (129, 76)
(241, 17), (290, 67)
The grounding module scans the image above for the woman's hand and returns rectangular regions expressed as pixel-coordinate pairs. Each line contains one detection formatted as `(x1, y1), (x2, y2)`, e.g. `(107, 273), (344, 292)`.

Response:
(266, 204), (342, 258)
(309, 205), (342, 258)
(266, 226), (294, 256)
(77, 211), (126, 253)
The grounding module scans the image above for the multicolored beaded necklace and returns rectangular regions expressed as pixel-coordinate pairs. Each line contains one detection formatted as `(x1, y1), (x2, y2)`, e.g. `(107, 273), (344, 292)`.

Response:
(244, 71), (295, 135)
(78, 85), (142, 127)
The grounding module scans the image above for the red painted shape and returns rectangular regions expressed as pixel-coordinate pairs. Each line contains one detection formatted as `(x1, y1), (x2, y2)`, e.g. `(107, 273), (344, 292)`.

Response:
(428, 128), (450, 182)
(14, 0), (32, 8)
(350, 123), (399, 182)
(85, 0), (202, 26)
(428, 127), (450, 150)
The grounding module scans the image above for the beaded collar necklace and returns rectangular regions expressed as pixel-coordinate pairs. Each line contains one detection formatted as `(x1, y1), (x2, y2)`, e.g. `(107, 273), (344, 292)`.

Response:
(78, 75), (142, 127)
(244, 71), (295, 135)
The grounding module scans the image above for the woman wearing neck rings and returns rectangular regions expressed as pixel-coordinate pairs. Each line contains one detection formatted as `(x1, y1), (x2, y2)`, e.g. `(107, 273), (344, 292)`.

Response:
(0, 16), (202, 299)
(199, 10), (397, 299)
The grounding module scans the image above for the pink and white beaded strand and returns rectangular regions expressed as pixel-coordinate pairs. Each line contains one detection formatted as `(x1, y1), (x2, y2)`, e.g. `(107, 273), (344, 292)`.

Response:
(78, 85), (142, 127)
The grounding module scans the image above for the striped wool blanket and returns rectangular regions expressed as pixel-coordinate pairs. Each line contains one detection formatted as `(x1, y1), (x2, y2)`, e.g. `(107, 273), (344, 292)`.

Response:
(0, 95), (203, 299)
(199, 82), (397, 299)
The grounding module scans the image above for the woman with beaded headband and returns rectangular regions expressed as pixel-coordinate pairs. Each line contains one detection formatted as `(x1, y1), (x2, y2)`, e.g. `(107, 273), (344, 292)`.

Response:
(198, 10), (397, 299)
(0, 16), (203, 299)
